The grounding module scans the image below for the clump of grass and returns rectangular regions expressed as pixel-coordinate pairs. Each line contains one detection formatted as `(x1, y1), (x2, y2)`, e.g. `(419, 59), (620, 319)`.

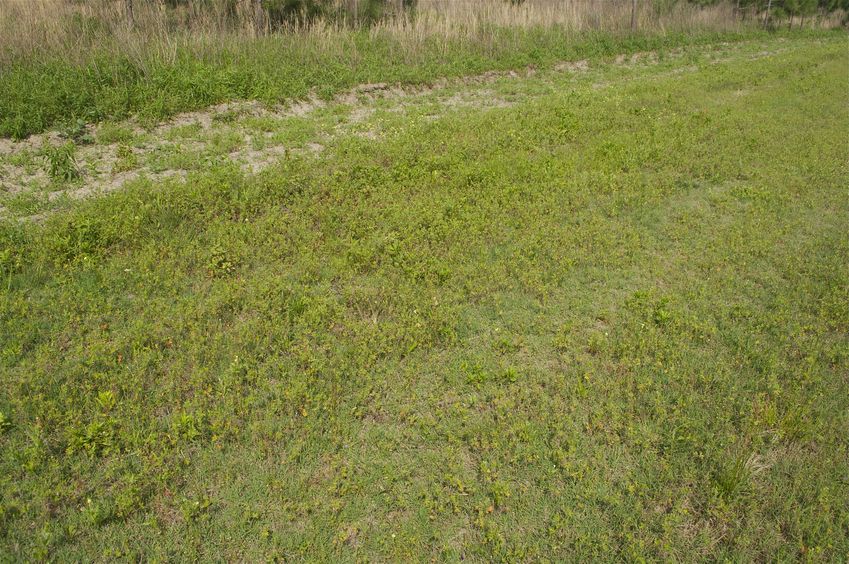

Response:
(112, 144), (138, 174)
(41, 142), (81, 183)
(96, 123), (136, 145)
(206, 244), (238, 277)
(713, 453), (754, 500)
(0, 411), (12, 433)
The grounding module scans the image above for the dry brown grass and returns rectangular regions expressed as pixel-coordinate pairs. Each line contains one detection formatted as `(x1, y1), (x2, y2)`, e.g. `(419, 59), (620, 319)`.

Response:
(369, 0), (747, 54)
(0, 0), (260, 64)
(0, 0), (838, 66)
(401, 0), (739, 35)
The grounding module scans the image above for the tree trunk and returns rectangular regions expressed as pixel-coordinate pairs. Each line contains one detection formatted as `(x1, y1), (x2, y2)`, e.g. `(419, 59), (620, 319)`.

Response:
(125, 0), (134, 29)
(631, 0), (637, 32)
(763, 0), (772, 29)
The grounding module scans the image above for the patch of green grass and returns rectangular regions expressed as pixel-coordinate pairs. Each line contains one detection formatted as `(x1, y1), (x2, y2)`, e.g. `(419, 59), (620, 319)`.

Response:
(164, 123), (204, 141)
(0, 36), (847, 560)
(212, 109), (247, 125)
(0, 189), (51, 218)
(145, 144), (206, 173)
(242, 115), (285, 134)
(205, 129), (244, 155)
(111, 144), (139, 174)
(96, 123), (136, 145)
(5, 149), (39, 175)
(264, 116), (321, 147)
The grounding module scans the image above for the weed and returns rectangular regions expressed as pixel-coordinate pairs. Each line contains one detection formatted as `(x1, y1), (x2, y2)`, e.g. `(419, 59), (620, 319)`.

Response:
(179, 494), (213, 523)
(50, 217), (113, 262)
(206, 244), (238, 277)
(713, 452), (762, 501)
(96, 123), (136, 145)
(59, 118), (94, 145)
(112, 144), (138, 174)
(66, 419), (119, 457)
(114, 476), (144, 519)
(0, 412), (11, 433)
(0, 247), (20, 278)
(41, 142), (81, 183)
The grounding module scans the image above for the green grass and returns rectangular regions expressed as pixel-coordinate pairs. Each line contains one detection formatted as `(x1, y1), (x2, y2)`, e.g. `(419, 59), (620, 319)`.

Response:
(1, 35), (848, 560)
(0, 27), (834, 140)
(95, 123), (137, 145)
(0, 190), (51, 218)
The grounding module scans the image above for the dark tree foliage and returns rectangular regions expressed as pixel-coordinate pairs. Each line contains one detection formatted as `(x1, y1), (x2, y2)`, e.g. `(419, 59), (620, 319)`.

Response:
(257, 0), (416, 27)
(263, 0), (328, 25)
(685, 0), (847, 12)
(647, 0), (847, 26)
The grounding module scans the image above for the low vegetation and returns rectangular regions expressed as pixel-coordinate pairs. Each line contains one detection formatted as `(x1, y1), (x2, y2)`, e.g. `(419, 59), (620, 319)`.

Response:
(1, 28), (847, 559)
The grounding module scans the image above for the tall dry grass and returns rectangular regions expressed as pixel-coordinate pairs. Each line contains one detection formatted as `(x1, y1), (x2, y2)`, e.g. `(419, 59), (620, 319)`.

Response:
(1, 0), (843, 67)
(1, 0), (758, 64)
(373, 0), (745, 52)
(0, 0), (258, 65)
(401, 0), (739, 35)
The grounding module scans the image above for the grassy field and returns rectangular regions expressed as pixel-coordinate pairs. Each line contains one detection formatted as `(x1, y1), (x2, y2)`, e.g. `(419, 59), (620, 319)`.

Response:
(1, 32), (848, 560)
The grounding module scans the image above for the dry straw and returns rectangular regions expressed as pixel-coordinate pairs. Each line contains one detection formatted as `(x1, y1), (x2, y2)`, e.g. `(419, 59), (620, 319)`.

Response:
(0, 0), (834, 65)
